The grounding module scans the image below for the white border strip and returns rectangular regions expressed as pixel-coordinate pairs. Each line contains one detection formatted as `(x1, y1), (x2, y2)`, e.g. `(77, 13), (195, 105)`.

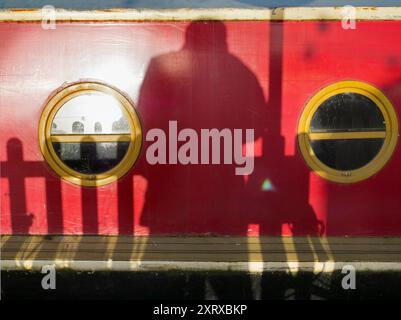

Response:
(1, 7), (401, 22)
(2, 260), (401, 273)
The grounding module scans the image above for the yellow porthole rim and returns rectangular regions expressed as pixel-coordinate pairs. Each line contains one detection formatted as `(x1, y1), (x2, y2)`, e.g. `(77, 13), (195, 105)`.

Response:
(38, 81), (143, 187)
(298, 80), (399, 184)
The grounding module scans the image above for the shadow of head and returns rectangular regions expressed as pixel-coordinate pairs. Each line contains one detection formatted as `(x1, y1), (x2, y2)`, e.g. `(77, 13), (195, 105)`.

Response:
(184, 21), (227, 51)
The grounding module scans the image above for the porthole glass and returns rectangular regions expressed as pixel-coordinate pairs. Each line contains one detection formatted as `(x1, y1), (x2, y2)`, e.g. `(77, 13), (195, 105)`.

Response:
(39, 82), (142, 186)
(310, 138), (384, 171)
(298, 81), (398, 183)
(310, 93), (385, 132)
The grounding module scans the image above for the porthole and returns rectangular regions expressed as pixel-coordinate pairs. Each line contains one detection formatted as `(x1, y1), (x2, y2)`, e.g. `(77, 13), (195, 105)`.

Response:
(298, 81), (398, 183)
(39, 81), (142, 186)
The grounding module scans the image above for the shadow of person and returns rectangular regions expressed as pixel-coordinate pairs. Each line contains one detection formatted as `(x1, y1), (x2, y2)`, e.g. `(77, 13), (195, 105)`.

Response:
(137, 21), (266, 299)
(248, 131), (330, 299)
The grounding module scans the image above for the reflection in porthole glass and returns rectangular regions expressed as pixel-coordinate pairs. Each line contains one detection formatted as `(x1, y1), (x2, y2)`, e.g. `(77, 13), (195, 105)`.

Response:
(50, 92), (132, 174)
(52, 142), (130, 174)
(51, 92), (130, 135)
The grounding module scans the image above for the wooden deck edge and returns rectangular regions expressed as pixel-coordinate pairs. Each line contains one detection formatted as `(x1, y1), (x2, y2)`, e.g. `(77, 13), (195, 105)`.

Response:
(2, 235), (401, 271)
(3, 260), (401, 273)
(1, 7), (401, 22)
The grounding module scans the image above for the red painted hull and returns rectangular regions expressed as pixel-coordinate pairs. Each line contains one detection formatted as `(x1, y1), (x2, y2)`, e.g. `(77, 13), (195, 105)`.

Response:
(1, 21), (401, 236)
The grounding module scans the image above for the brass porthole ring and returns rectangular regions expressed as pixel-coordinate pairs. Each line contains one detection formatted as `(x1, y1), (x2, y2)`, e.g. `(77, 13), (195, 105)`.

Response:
(298, 80), (398, 183)
(38, 81), (142, 187)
